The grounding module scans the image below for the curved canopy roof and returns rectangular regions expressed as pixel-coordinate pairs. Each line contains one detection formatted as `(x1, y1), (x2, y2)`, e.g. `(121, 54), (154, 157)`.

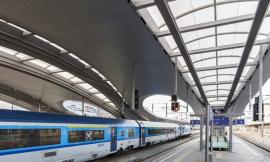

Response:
(131, 0), (270, 111)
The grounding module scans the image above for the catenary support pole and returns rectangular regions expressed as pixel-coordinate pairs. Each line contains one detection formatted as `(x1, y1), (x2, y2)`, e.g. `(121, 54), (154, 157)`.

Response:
(200, 116), (204, 151)
(82, 97), (85, 116)
(249, 84), (252, 111)
(210, 117), (213, 152)
(166, 103), (168, 118)
(174, 57), (178, 96)
(259, 47), (264, 138)
(131, 61), (135, 109)
(205, 105), (210, 162)
(229, 116), (233, 152)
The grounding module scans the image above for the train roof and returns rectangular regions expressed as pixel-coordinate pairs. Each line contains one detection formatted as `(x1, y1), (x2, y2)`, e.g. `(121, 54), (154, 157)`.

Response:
(0, 109), (138, 126)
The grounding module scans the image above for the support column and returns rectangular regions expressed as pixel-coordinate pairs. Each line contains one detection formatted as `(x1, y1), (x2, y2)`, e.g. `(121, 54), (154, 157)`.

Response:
(174, 57), (178, 96)
(121, 98), (124, 114)
(82, 97), (85, 116)
(210, 117), (213, 152)
(229, 116), (233, 152)
(205, 106), (210, 162)
(131, 61), (135, 109)
(165, 103), (168, 118)
(200, 116), (204, 151)
(249, 84), (252, 111)
(259, 47), (264, 137)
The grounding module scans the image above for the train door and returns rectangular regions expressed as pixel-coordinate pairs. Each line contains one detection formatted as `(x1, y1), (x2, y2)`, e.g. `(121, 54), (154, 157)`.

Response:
(141, 127), (146, 145)
(110, 127), (117, 152)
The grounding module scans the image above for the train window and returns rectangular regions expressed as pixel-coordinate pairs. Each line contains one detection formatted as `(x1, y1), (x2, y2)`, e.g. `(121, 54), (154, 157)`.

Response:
(0, 129), (61, 150)
(147, 128), (175, 136)
(69, 130), (104, 143)
(128, 128), (134, 137)
(69, 131), (85, 143)
(92, 130), (104, 140)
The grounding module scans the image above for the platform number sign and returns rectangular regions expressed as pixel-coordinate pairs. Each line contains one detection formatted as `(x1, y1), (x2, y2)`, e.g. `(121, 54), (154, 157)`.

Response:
(85, 131), (93, 141)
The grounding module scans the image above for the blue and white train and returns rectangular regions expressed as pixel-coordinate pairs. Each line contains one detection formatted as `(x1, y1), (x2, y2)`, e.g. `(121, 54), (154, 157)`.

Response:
(0, 110), (191, 162)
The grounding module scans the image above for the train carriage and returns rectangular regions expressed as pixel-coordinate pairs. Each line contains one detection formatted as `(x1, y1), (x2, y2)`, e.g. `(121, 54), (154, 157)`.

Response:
(0, 110), (140, 162)
(0, 110), (190, 162)
(137, 121), (179, 146)
(179, 124), (191, 137)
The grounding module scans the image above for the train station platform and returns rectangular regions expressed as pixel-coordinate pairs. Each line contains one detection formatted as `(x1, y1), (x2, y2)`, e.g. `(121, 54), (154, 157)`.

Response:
(144, 136), (270, 162)
(234, 130), (270, 152)
(93, 135), (270, 162)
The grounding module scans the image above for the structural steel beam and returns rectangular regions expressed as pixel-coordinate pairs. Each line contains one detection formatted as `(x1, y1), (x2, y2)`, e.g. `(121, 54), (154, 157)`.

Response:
(205, 89), (230, 93)
(157, 11), (270, 37)
(205, 94), (229, 98)
(189, 39), (270, 55)
(184, 32), (268, 45)
(170, 39), (270, 57)
(134, 0), (175, 9)
(182, 61), (257, 73)
(183, 55), (256, 69)
(224, 0), (270, 112)
(155, 0), (209, 106)
(190, 80), (247, 87)
(200, 74), (245, 80)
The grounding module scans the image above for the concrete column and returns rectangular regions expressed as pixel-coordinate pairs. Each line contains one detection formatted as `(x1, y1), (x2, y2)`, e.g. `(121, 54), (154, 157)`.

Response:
(200, 116), (204, 151)
(229, 117), (233, 152)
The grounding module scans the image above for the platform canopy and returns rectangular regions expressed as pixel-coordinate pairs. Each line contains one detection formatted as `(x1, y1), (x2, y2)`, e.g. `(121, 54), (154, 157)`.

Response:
(131, 0), (270, 111)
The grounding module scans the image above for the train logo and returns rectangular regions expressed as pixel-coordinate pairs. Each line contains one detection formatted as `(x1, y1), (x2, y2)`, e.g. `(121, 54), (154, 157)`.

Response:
(86, 131), (93, 141)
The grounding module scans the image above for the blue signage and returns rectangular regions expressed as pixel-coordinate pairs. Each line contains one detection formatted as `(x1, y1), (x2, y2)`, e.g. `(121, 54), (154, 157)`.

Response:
(200, 116), (245, 126)
(190, 120), (200, 125)
(233, 119), (245, 125)
(213, 116), (229, 125)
